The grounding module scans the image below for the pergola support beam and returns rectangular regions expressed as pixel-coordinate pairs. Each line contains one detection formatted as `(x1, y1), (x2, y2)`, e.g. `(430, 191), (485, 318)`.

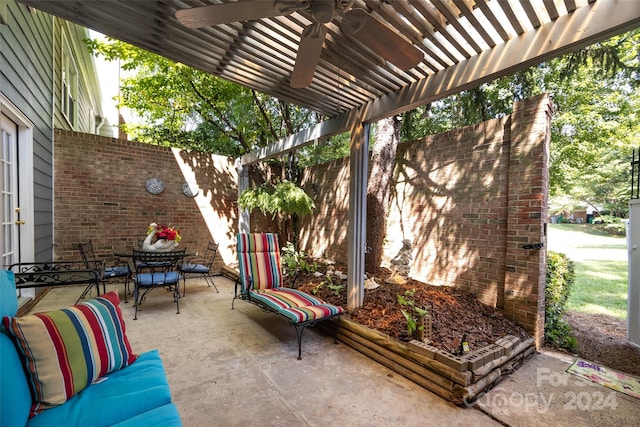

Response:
(235, 159), (250, 233)
(346, 121), (369, 310)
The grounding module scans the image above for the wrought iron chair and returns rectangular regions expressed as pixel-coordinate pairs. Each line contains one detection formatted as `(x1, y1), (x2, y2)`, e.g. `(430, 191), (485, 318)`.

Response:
(233, 233), (343, 359)
(131, 250), (185, 320)
(78, 240), (132, 302)
(180, 241), (219, 295)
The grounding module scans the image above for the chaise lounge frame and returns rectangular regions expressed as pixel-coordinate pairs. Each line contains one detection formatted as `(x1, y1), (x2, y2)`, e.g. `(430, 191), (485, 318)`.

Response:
(232, 233), (343, 359)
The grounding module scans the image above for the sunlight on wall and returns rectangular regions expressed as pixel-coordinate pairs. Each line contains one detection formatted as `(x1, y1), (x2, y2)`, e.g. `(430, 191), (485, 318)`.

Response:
(171, 148), (236, 264)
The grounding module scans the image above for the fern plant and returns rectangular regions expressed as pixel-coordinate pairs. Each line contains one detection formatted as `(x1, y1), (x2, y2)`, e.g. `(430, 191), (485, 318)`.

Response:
(238, 181), (315, 219)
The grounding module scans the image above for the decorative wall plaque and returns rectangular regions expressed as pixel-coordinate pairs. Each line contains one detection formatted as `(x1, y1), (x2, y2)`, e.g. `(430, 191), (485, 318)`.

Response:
(182, 182), (199, 197)
(145, 178), (164, 195)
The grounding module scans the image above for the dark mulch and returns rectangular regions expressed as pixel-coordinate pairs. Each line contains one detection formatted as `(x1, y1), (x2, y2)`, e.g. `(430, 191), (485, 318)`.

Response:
(556, 311), (640, 377)
(294, 264), (530, 354)
(294, 263), (640, 378)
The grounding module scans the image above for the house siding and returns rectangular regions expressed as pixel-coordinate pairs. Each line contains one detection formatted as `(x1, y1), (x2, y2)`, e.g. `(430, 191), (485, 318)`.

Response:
(53, 20), (101, 133)
(1, 0), (54, 261)
(1, 0), (104, 262)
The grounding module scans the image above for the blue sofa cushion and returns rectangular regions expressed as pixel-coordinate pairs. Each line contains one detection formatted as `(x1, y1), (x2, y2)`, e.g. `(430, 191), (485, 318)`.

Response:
(26, 349), (174, 427)
(3, 291), (137, 416)
(0, 270), (32, 427)
(0, 270), (17, 317)
(0, 333), (32, 427)
(111, 403), (182, 427)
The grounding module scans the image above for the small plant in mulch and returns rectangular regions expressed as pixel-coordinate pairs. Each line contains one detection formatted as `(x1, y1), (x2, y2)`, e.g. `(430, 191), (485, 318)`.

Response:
(281, 242), (318, 286)
(311, 273), (344, 297)
(397, 288), (429, 339)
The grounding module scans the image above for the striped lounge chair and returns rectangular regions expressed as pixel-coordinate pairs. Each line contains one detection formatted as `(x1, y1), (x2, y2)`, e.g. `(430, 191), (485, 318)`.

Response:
(233, 233), (343, 359)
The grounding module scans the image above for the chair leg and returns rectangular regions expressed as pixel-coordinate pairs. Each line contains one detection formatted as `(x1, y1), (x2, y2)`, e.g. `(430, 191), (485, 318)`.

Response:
(293, 324), (307, 360)
(204, 274), (219, 293)
(133, 286), (140, 320)
(175, 286), (180, 314)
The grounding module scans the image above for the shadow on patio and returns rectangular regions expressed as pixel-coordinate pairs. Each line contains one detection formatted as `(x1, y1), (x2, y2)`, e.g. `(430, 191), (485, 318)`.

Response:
(29, 277), (640, 426)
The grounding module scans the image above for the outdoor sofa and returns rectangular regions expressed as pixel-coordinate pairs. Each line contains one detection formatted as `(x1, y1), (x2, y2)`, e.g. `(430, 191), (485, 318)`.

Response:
(0, 270), (181, 427)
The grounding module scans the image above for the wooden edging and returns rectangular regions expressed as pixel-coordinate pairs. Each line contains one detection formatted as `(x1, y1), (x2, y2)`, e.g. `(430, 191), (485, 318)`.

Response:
(319, 317), (535, 405)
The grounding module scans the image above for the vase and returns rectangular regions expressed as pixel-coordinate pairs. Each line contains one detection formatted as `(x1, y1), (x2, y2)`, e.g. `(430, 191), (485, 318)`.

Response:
(143, 239), (179, 252)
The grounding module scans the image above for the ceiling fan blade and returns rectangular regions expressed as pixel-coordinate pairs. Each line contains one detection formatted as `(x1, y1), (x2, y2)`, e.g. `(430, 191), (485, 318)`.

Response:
(341, 9), (423, 71)
(176, 1), (302, 28)
(291, 24), (328, 89)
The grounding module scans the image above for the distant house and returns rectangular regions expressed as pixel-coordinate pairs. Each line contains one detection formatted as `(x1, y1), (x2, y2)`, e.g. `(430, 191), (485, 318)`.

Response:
(1, 0), (105, 287)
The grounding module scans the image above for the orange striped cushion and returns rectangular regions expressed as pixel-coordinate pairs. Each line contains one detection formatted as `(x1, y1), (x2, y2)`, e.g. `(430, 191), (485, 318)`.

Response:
(2, 291), (136, 416)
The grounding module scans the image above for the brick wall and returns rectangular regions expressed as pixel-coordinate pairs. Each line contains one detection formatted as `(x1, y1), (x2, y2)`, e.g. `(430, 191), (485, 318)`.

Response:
(53, 94), (550, 346)
(299, 95), (551, 346)
(53, 130), (239, 269)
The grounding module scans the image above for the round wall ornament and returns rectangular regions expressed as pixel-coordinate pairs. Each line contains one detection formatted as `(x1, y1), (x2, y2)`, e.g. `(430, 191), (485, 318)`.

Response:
(182, 182), (199, 197)
(145, 178), (164, 195)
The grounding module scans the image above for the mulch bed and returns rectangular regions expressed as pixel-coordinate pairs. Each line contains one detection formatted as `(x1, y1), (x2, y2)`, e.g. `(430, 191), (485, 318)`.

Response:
(294, 264), (530, 354)
(294, 262), (640, 378)
(559, 311), (640, 377)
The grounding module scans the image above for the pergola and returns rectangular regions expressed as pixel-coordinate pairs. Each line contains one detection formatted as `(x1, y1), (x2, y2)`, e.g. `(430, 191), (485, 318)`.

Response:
(19, 0), (640, 310)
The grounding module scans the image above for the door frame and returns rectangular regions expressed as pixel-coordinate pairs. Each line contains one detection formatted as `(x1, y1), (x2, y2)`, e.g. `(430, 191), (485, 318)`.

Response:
(1, 93), (35, 263)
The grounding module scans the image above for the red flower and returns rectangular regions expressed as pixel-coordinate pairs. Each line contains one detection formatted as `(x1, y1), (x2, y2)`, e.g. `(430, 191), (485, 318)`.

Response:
(154, 224), (181, 242)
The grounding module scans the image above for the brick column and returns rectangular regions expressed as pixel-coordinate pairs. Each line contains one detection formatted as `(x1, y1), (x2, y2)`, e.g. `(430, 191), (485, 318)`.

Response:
(503, 94), (552, 348)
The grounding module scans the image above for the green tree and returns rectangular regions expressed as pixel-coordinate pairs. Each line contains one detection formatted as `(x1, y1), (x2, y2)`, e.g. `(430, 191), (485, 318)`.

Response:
(85, 37), (319, 157)
(238, 181), (315, 245)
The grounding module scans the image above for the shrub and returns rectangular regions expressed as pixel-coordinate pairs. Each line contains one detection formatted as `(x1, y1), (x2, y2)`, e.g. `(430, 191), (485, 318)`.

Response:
(545, 251), (578, 351)
(281, 242), (317, 286)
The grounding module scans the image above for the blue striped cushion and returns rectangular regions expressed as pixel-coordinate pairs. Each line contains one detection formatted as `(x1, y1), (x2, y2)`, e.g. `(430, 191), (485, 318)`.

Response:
(104, 265), (129, 278)
(181, 263), (208, 274)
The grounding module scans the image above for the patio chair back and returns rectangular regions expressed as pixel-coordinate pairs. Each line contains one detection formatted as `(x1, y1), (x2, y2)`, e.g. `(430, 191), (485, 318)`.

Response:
(237, 233), (283, 293)
(132, 250), (185, 284)
(131, 249), (186, 319)
(78, 241), (98, 267)
(180, 241), (219, 294)
(78, 240), (132, 301)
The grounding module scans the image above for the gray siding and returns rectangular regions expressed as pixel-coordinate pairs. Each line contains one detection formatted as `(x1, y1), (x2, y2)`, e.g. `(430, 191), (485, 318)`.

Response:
(53, 21), (102, 134)
(2, 0), (104, 262)
(1, 0), (54, 261)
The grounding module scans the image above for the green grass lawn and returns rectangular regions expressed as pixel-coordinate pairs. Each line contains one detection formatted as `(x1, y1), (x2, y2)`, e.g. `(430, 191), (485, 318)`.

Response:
(547, 224), (628, 320)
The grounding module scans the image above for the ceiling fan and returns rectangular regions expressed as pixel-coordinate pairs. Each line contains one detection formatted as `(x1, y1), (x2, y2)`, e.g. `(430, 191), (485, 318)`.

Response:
(175, 0), (424, 88)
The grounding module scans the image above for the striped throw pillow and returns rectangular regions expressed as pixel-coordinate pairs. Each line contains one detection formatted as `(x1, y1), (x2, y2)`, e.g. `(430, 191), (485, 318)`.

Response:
(2, 291), (137, 417)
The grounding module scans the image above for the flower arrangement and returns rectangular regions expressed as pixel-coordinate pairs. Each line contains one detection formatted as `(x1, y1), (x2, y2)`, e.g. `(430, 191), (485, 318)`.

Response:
(148, 223), (182, 242)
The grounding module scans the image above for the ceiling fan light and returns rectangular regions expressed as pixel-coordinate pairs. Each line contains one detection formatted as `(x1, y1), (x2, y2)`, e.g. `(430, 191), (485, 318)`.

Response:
(342, 9), (423, 71)
(311, 0), (336, 24)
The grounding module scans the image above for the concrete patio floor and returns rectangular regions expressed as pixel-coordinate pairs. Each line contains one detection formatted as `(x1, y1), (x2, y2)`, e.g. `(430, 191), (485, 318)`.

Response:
(29, 277), (640, 426)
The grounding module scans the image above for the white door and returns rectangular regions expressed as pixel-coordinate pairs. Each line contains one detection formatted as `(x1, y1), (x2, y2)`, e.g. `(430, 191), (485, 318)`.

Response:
(1, 112), (20, 267)
(0, 98), (35, 270)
